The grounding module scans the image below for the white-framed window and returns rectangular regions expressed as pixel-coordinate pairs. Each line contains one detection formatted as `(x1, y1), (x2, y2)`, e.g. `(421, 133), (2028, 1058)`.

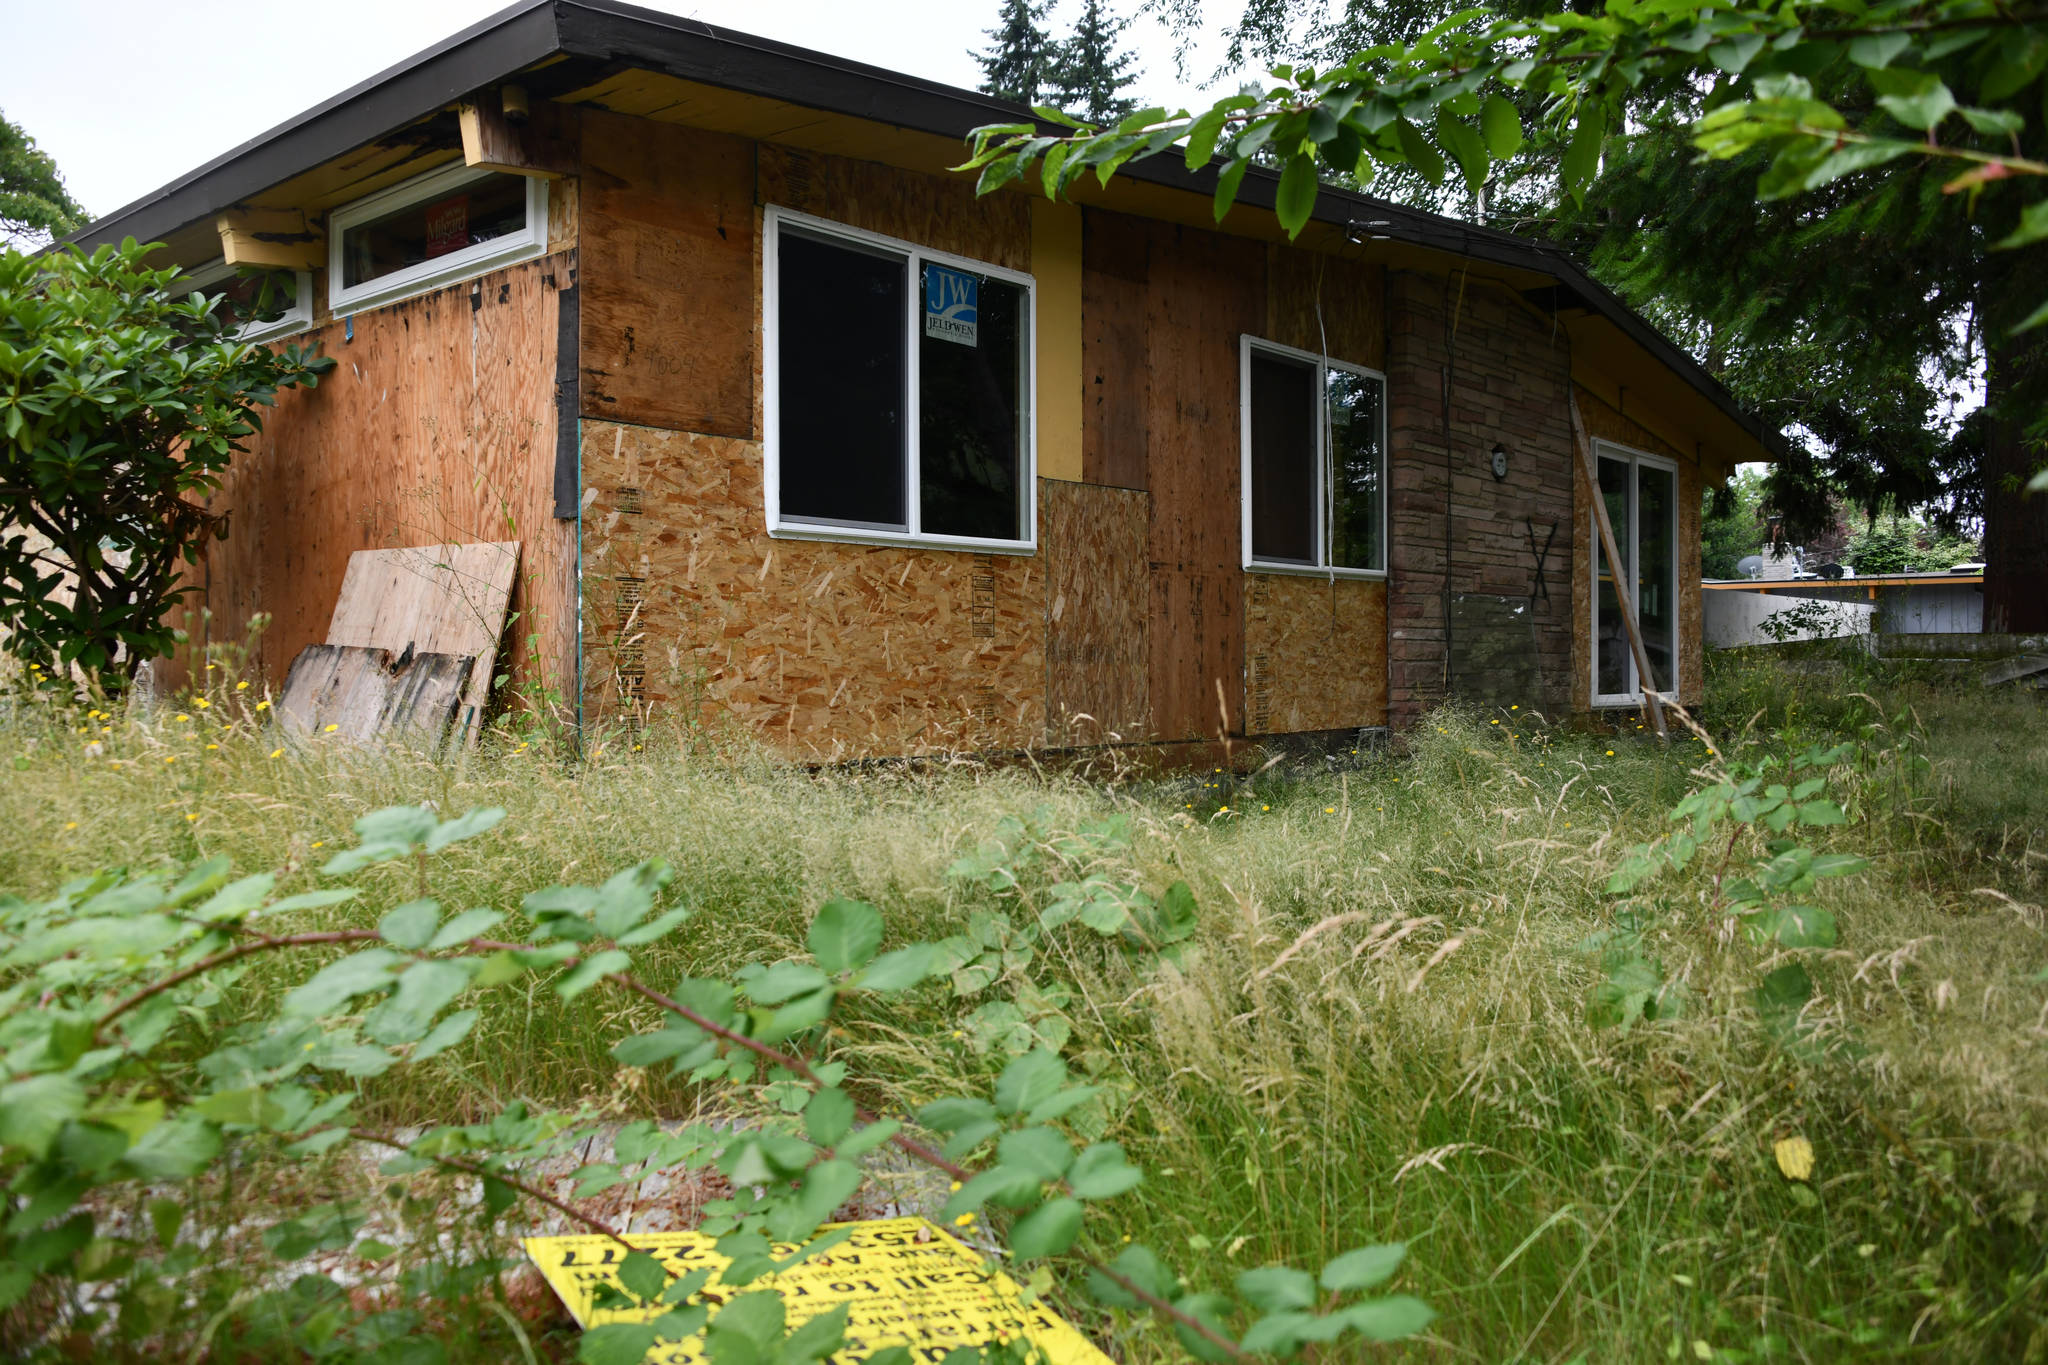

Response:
(179, 260), (314, 343)
(328, 161), (548, 315)
(1238, 336), (1387, 578)
(1591, 440), (1680, 706)
(763, 205), (1036, 553)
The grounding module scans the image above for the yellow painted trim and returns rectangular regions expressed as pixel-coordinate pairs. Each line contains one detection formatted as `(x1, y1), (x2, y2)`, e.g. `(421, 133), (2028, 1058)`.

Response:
(1031, 197), (1084, 482)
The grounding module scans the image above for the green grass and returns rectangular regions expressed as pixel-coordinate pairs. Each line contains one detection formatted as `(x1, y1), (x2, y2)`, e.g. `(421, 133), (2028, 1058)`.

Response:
(5, 649), (2046, 1363)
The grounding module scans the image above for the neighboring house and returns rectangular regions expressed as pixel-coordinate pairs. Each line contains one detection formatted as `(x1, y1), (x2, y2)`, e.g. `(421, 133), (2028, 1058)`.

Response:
(66, 0), (1782, 760)
(1704, 570), (1985, 647)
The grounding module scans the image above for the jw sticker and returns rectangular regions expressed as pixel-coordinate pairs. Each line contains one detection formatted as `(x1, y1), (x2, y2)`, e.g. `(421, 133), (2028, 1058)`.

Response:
(924, 265), (979, 347)
(525, 1216), (1114, 1365)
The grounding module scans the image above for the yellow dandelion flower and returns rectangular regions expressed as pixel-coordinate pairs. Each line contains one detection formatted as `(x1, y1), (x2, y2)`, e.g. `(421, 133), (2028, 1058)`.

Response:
(63, 821), (77, 831)
(954, 1213), (975, 1227)
(949, 1181), (962, 1192)
(1511, 704), (1519, 710)
(235, 681), (250, 691)
(311, 841), (324, 849)
(1605, 749), (1615, 756)
(205, 663), (216, 671)
(1324, 806), (1335, 814)
(270, 748), (284, 759)
(205, 743), (219, 750)
(175, 713), (190, 723)
(184, 813), (198, 823)
(1490, 719), (1499, 725)
(323, 723), (339, 733)
(163, 756), (175, 764)
(255, 700), (270, 712)
(195, 698), (210, 709)
(100, 726), (110, 734)
(1261, 804), (1270, 811)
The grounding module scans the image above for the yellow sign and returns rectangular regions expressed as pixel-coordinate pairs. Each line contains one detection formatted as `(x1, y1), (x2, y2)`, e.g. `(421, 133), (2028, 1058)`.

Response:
(525, 1216), (1115, 1365)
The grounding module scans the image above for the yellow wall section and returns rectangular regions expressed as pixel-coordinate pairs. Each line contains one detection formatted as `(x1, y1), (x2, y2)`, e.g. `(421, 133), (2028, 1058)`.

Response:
(1032, 198), (1085, 482)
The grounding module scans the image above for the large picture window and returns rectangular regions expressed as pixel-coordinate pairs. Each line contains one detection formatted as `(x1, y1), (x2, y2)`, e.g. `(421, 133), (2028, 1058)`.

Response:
(1591, 441), (1679, 705)
(764, 207), (1035, 551)
(1239, 337), (1386, 576)
(328, 162), (548, 315)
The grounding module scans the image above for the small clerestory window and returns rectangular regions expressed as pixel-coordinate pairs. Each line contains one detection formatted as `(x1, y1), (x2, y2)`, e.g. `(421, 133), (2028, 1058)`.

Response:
(177, 260), (313, 344)
(328, 162), (548, 315)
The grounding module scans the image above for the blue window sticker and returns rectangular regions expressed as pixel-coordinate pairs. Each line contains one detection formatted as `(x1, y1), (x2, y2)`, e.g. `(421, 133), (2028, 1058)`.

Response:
(924, 264), (979, 347)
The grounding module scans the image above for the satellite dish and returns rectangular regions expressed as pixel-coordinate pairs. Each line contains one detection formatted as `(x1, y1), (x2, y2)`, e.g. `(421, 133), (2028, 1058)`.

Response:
(1735, 555), (1765, 579)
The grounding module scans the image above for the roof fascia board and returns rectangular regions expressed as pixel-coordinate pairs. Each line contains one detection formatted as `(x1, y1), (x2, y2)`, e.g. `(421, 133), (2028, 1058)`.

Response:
(67, 0), (560, 252)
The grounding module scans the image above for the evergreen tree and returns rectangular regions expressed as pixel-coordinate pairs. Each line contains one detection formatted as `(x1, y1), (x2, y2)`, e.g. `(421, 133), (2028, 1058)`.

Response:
(1053, 0), (1144, 127)
(974, 0), (1058, 107)
(1, 110), (84, 247)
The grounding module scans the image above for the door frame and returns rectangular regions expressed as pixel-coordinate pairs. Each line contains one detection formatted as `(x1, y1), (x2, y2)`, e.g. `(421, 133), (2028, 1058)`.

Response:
(1590, 439), (1680, 707)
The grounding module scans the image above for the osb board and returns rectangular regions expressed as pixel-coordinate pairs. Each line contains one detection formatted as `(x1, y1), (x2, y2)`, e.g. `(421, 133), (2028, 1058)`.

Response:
(1139, 219), (1267, 739)
(577, 109), (756, 437)
(161, 253), (578, 710)
(1043, 480), (1150, 744)
(1570, 384), (1705, 710)
(580, 421), (1045, 759)
(1244, 575), (1389, 735)
(326, 542), (521, 742)
(757, 143), (1031, 273)
(1265, 247), (1386, 372)
(1081, 209), (1151, 490)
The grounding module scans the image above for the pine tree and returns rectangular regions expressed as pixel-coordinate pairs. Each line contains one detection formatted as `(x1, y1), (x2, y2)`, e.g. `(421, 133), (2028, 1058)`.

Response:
(974, 0), (1057, 107)
(1052, 0), (1143, 126)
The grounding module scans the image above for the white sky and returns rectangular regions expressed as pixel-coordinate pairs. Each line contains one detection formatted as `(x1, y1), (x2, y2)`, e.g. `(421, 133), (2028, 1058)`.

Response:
(4, 0), (1256, 224)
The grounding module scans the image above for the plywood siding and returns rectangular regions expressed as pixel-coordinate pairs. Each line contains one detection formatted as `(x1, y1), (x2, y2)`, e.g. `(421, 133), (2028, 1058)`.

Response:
(1043, 480), (1149, 744)
(1570, 384), (1705, 709)
(578, 109), (755, 437)
(1081, 210), (1151, 490)
(1265, 248), (1385, 372)
(1245, 576), (1389, 734)
(581, 420), (1044, 757)
(168, 253), (577, 705)
(757, 144), (1031, 271)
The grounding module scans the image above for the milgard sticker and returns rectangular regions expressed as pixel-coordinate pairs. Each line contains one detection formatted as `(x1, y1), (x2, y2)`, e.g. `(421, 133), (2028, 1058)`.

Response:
(924, 264), (979, 346)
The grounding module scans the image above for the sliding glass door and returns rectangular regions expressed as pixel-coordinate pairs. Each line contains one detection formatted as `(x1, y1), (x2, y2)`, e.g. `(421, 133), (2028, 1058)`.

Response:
(1592, 445), (1678, 706)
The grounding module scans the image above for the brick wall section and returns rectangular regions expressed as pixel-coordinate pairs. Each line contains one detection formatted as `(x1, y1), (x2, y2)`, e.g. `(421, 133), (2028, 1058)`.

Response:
(1385, 270), (1577, 729)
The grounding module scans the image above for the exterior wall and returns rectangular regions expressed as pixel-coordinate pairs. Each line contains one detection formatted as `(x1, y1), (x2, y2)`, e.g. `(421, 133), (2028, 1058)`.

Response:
(1384, 271), (1577, 728)
(166, 253), (579, 704)
(1570, 385), (1706, 710)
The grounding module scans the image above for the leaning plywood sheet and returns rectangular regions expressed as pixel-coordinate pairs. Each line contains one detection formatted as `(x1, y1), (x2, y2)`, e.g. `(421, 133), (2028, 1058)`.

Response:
(279, 645), (476, 745)
(325, 542), (520, 743)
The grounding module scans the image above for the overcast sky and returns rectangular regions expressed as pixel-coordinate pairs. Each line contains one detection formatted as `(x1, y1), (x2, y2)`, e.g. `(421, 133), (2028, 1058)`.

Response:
(5, 0), (1264, 224)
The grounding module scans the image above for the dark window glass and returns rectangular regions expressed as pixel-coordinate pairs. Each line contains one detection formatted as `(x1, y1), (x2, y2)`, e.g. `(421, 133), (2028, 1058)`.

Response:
(1326, 367), (1383, 571)
(1636, 462), (1676, 691)
(1249, 351), (1317, 564)
(919, 267), (1024, 540)
(187, 268), (300, 332)
(341, 174), (529, 289)
(1595, 455), (1632, 697)
(777, 230), (908, 528)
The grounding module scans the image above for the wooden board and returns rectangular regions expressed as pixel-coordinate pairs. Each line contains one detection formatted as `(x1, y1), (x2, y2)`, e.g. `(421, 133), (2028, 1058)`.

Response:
(1138, 219), (1266, 740)
(325, 542), (520, 743)
(1043, 480), (1150, 743)
(757, 144), (1032, 273)
(1080, 209), (1151, 490)
(278, 644), (475, 745)
(163, 253), (577, 715)
(1265, 246), (1386, 372)
(580, 420), (1046, 759)
(577, 109), (756, 437)
(1244, 575), (1389, 735)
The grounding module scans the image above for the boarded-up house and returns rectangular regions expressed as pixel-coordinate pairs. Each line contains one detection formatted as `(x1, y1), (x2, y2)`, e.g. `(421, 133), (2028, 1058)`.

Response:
(69, 0), (1783, 760)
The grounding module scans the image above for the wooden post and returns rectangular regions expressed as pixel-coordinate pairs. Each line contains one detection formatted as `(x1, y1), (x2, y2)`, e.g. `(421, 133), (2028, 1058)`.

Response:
(1569, 392), (1668, 742)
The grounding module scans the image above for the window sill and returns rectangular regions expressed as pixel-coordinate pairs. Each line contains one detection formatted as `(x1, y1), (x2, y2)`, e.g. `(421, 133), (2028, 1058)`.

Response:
(768, 522), (1036, 556)
(1244, 561), (1386, 582)
(329, 235), (549, 317)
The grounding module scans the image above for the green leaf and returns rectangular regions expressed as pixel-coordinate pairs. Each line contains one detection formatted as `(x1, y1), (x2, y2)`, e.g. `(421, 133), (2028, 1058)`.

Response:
(1480, 94), (1523, 159)
(355, 805), (438, 847)
(366, 959), (475, 1044)
(1708, 32), (1767, 74)
(578, 1323), (660, 1365)
(321, 842), (413, 876)
(1996, 199), (2048, 251)
(120, 1116), (221, 1180)
(1337, 1294), (1435, 1341)
(1236, 1264), (1317, 1311)
(412, 1008), (479, 1061)
(1066, 1142), (1142, 1200)
(1184, 108), (1228, 170)
(425, 806), (505, 853)
(1275, 155), (1320, 238)
(1797, 800), (1847, 826)
(283, 947), (402, 1016)
(1559, 104), (1606, 201)
(857, 944), (935, 992)
(266, 888), (362, 916)
(1213, 157), (1252, 223)
(617, 907), (691, 947)
(593, 860), (672, 939)
(1239, 1311), (1318, 1355)
(943, 1165), (1042, 1220)
(192, 873), (276, 923)
(1433, 112), (1489, 193)
(556, 949), (632, 1001)
(781, 1303), (850, 1362)
(1393, 119), (1446, 186)
(810, 899), (884, 974)
(835, 1120), (900, 1159)
(1872, 71), (1956, 129)
(0, 1074), (86, 1157)
(1009, 1196), (1084, 1260)
(1748, 904), (1837, 949)
(997, 1126), (1074, 1181)
(994, 1047), (1066, 1116)
(760, 987), (837, 1043)
(919, 1097), (995, 1132)
(428, 907), (505, 949)
(744, 961), (831, 1004)
(1320, 1241), (1406, 1291)
(2013, 295), (2048, 333)
(1754, 962), (1814, 1015)
(619, 1248), (669, 1303)
(805, 1087), (857, 1149)
(1847, 33), (1911, 69)
(378, 899), (441, 949)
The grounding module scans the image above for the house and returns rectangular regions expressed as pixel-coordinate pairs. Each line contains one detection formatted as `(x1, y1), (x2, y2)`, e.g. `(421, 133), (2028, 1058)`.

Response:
(66, 0), (1784, 761)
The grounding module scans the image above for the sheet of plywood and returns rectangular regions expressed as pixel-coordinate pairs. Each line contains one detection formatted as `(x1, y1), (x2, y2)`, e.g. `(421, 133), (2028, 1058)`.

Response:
(1265, 248), (1386, 372)
(578, 109), (756, 437)
(1245, 575), (1389, 735)
(326, 542), (520, 742)
(164, 254), (576, 713)
(1044, 480), (1150, 743)
(757, 143), (1031, 273)
(580, 421), (1046, 760)
(1081, 209), (1151, 491)
(279, 644), (476, 745)
(1139, 219), (1266, 740)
